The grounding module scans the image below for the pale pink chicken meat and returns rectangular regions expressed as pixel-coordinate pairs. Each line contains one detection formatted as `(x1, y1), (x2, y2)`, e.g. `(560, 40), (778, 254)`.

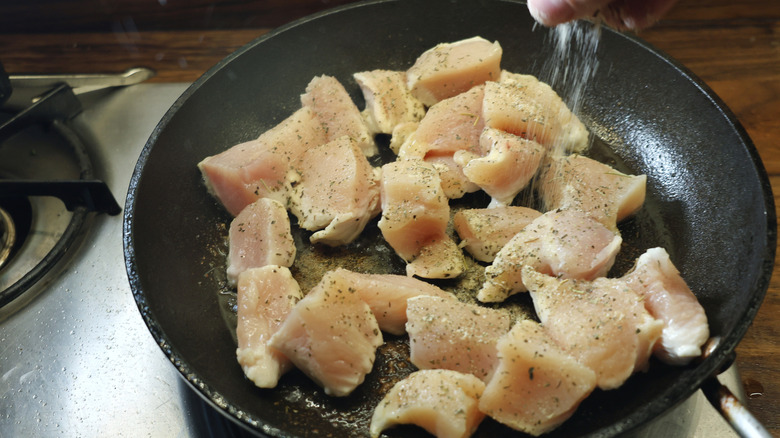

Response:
(477, 208), (622, 303)
(353, 69), (426, 135)
(482, 72), (589, 153)
(330, 268), (452, 335)
(453, 206), (542, 263)
(537, 154), (646, 230)
(301, 75), (377, 156)
(523, 267), (664, 390)
(370, 369), (486, 438)
(268, 269), (383, 397)
(378, 160), (465, 279)
(406, 36), (502, 107)
(624, 247), (710, 365)
(427, 154), (481, 200)
(226, 198), (296, 287)
(397, 85), (486, 161)
(197, 107), (326, 215)
(456, 127), (546, 207)
(479, 319), (597, 436)
(236, 266), (303, 388)
(289, 135), (381, 246)
(406, 295), (512, 382)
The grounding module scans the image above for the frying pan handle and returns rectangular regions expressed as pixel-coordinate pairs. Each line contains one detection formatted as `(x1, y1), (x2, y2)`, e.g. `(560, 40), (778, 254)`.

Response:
(700, 374), (771, 438)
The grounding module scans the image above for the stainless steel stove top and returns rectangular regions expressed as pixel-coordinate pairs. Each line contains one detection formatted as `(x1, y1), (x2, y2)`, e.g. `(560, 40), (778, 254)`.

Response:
(0, 83), (743, 437)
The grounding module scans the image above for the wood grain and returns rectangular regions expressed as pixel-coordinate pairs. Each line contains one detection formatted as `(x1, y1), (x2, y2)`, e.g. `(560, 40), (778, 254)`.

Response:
(1, 0), (778, 435)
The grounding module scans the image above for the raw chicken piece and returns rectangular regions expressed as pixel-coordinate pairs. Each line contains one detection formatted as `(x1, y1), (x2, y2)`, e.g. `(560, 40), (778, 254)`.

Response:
(624, 247), (710, 365)
(378, 160), (465, 279)
(198, 107), (326, 215)
(457, 127), (546, 207)
(332, 268), (452, 335)
(301, 75), (377, 156)
(268, 269), (383, 397)
(477, 208), (622, 303)
(523, 267), (664, 390)
(453, 206), (542, 263)
(482, 73), (589, 153)
(353, 69), (426, 135)
(407, 36), (502, 106)
(236, 266), (303, 388)
(479, 319), (597, 436)
(427, 155), (481, 200)
(397, 85), (486, 161)
(370, 369), (486, 438)
(406, 295), (512, 381)
(537, 154), (646, 230)
(389, 121), (419, 154)
(226, 198), (296, 287)
(289, 136), (381, 246)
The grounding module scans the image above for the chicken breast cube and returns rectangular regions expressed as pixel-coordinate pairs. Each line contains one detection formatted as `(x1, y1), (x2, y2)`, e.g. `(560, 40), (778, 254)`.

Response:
(427, 155), (481, 200)
(624, 247), (710, 365)
(482, 73), (589, 153)
(477, 208), (622, 303)
(370, 369), (486, 438)
(479, 320), (597, 436)
(453, 206), (542, 263)
(236, 266), (303, 389)
(301, 75), (377, 156)
(538, 154), (646, 230)
(398, 85), (486, 161)
(197, 107), (326, 216)
(378, 160), (465, 279)
(333, 268), (452, 335)
(407, 36), (502, 106)
(268, 270), (383, 397)
(406, 295), (512, 382)
(290, 136), (381, 246)
(523, 267), (664, 390)
(457, 127), (546, 207)
(226, 198), (296, 287)
(353, 69), (426, 135)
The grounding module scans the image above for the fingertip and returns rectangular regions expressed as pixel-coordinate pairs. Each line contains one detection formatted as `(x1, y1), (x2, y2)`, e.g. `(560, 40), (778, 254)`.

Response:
(527, 0), (576, 26)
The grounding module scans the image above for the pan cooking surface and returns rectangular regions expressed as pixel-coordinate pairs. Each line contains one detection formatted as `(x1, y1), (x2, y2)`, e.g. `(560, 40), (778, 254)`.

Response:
(124, 1), (775, 436)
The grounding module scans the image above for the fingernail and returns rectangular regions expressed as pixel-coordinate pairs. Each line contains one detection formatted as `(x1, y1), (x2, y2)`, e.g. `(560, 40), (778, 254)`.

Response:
(527, 0), (576, 26)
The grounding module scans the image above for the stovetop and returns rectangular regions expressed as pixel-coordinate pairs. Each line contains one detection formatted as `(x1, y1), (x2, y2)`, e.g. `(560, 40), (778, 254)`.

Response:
(0, 83), (743, 437)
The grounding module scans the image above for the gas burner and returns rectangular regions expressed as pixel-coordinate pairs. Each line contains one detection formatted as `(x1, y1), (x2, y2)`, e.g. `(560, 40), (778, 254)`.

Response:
(0, 79), (120, 309)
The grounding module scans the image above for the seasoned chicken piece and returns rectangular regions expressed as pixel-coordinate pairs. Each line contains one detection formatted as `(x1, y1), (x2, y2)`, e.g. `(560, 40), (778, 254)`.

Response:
(268, 270), (383, 397)
(624, 247), (710, 365)
(389, 121), (419, 154)
(332, 268), (452, 335)
(406, 295), (512, 382)
(301, 75), (377, 156)
(477, 208), (622, 303)
(289, 136), (381, 246)
(456, 127), (546, 207)
(378, 160), (465, 279)
(453, 206), (542, 263)
(427, 155), (481, 200)
(537, 154), (646, 230)
(523, 267), (664, 390)
(479, 320), (597, 436)
(236, 266), (303, 389)
(398, 85), (486, 161)
(226, 198), (296, 287)
(353, 69), (426, 135)
(370, 369), (486, 438)
(482, 72), (589, 153)
(407, 36), (502, 106)
(197, 107), (326, 215)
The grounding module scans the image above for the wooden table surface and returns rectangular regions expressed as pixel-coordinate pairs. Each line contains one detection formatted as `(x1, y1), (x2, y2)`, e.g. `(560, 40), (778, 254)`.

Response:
(1, 0), (778, 435)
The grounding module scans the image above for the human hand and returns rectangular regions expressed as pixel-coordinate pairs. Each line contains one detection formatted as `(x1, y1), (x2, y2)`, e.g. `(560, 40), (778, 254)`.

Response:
(526, 0), (679, 31)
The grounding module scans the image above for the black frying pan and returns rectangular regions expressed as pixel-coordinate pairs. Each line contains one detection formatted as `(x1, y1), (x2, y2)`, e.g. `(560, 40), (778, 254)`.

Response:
(123, 0), (776, 436)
